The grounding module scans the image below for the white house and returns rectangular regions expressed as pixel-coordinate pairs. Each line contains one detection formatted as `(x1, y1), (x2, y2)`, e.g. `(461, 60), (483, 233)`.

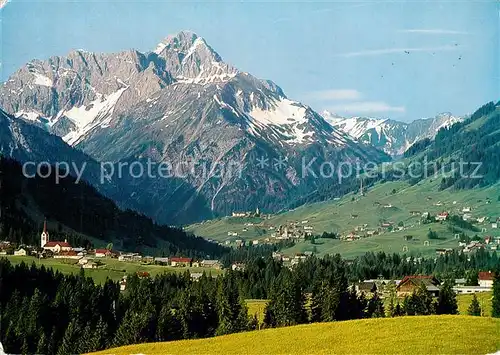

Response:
(14, 248), (27, 256)
(43, 241), (72, 253)
(453, 286), (491, 294)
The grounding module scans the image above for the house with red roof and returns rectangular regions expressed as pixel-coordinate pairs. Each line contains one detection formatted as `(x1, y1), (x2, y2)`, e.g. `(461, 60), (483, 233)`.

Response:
(170, 257), (192, 267)
(43, 241), (72, 254)
(435, 212), (449, 222)
(95, 249), (113, 258)
(478, 271), (495, 288)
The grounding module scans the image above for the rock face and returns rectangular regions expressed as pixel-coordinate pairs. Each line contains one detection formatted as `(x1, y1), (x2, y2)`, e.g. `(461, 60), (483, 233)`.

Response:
(324, 111), (463, 156)
(0, 31), (390, 224)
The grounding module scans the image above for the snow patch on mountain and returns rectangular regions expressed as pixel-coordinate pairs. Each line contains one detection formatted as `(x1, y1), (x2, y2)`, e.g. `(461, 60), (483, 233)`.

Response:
(15, 110), (41, 122)
(33, 72), (53, 87)
(323, 110), (463, 156)
(327, 115), (388, 139)
(183, 37), (206, 62)
(153, 42), (167, 55)
(246, 98), (314, 144)
(61, 87), (128, 145)
(7, 118), (32, 153)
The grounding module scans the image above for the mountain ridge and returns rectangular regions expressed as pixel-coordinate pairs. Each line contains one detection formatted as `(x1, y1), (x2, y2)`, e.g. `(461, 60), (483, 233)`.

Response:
(0, 31), (390, 224)
(323, 111), (463, 156)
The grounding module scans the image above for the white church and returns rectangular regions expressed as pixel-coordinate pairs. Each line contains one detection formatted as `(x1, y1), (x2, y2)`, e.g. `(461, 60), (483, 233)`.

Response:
(40, 219), (72, 253)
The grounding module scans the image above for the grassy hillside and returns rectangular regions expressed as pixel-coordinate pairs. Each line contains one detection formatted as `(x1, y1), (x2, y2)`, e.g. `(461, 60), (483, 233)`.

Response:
(2, 256), (222, 284)
(188, 178), (500, 258)
(457, 292), (494, 317)
(89, 315), (500, 354)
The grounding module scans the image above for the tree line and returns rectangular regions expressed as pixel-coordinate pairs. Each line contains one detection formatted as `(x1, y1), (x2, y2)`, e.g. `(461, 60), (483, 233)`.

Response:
(1, 248), (499, 354)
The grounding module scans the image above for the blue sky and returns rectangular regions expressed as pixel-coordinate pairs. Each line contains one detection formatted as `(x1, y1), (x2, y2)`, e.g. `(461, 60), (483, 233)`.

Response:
(1, 0), (498, 121)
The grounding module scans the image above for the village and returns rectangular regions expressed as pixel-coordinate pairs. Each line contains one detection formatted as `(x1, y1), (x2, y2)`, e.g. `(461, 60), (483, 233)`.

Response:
(0, 219), (226, 288)
(220, 199), (500, 257)
(0, 218), (497, 302)
(2, 198), (499, 294)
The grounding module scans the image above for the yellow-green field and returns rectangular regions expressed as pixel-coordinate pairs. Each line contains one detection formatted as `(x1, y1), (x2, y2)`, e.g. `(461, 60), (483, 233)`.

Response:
(2, 256), (222, 284)
(89, 315), (500, 355)
(188, 179), (500, 258)
(457, 292), (493, 317)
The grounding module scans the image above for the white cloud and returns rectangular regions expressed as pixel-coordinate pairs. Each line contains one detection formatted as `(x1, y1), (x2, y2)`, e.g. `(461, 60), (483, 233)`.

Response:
(334, 45), (461, 58)
(306, 89), (362, 101)
(400, 29), (469, 35)
(326, 101), (405, 114)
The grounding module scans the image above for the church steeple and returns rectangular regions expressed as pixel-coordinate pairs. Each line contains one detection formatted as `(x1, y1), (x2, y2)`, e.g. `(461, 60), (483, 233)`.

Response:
(41, 218), (49, 248)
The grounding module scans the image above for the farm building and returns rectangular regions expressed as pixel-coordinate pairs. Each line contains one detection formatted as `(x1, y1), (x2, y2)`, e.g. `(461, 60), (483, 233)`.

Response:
(396, 275), (440, 297)
(170, 257), (193, 267)
(13, 248), (27, 256)
(355, 281), (377, 295)
(478, 271), (495, 288)
(201, 259), (221, 269)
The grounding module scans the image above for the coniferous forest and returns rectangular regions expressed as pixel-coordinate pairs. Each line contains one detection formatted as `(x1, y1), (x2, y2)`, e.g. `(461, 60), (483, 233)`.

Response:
(1, 249), (499, 354)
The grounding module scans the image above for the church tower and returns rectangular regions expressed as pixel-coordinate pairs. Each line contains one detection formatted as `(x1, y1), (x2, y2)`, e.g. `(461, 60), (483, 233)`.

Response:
(41, 219), (49, 248)
(359, 178), (365, 196)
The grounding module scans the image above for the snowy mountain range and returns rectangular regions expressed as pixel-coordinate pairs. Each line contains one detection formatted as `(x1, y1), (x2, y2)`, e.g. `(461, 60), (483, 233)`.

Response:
(323, 111), (463, 156)
(0, 30), (389, 224)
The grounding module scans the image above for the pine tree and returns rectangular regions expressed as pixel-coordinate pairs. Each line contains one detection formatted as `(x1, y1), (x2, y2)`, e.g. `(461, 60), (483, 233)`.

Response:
(215, 274), (249, 335)
(156, 305), (182, 342)
(264, 272), (307, 327)
(367, 292), (385, 318)
(35, 330), (48, 355)
(492, 269), (500, 318)
(113, 309), (140, 346)
(263, 303), (276, 328)
(47, 327), (59, 355)
(467, 294), (481, 316)
(413, 283), (434, 315)
(385, 281), (397, 317)
(21, 336), (29, 355)
(345, 287), (366, 320)
(88, 318), (109, 352)
(2, 322), (20, 354)
(57, 320), (77, 355)
(394, 302), (403, 317)
(248, 314), (259, 331)
(436, 279), (458, 315)
(77, 323), (93, 354)
(311, 280), (342, 322)
(465, 270), (479, 286)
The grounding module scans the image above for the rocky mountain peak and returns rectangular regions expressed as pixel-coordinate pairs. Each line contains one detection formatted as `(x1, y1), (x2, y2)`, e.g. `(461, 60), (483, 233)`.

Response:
(0, 31), (391, 223)
(153, 30), (237, 84)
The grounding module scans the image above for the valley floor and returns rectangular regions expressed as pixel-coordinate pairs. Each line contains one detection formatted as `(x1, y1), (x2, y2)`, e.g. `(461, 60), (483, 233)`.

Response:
(89, 315), (500, 354)
(2, 256), (222, 284)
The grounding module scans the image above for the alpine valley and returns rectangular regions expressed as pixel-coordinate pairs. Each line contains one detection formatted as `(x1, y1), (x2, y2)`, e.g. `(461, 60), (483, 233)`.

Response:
(0, 31), (389, 224)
